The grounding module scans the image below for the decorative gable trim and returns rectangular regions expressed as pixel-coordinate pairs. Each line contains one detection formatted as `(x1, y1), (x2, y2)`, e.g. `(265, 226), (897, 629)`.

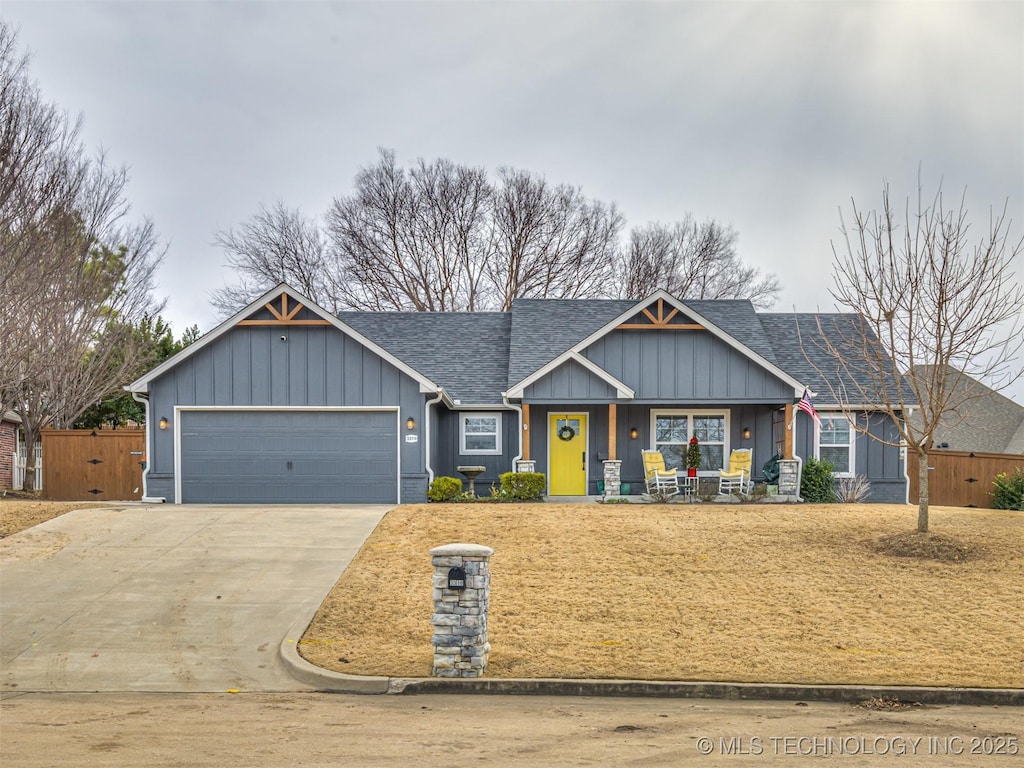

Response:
(504, 351), (635, 399)
(616, 297), (704, 330)
(236, 293), (331, 326)
(126, 283), (446, 399)
(506, 290), (807, 398)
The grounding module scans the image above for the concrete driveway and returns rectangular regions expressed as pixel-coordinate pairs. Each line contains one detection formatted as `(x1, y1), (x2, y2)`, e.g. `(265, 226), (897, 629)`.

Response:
(0, 504), (391, 693)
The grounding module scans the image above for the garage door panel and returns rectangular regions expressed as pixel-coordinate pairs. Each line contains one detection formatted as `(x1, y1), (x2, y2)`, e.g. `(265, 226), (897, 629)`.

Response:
(179, 410), (398, 504)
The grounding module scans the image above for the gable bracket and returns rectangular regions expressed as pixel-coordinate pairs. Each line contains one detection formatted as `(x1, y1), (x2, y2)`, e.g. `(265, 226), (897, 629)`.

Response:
(618, 298), (703, 330)
(237, 294), (331, 326)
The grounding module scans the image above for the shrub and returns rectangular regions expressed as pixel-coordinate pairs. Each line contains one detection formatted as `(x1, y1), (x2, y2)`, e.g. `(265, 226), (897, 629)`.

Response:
(427, 476), (464, 502)
(497, 471), (546, 501)
(991, 468), (1024, 510)
(836, 475), (871, 503)
(801, 457), (836, 503)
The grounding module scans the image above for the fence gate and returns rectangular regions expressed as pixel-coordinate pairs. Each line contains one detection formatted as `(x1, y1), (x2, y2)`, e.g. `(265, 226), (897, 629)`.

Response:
(908, 449), (1024, 508)
(41, 429), (145, 501)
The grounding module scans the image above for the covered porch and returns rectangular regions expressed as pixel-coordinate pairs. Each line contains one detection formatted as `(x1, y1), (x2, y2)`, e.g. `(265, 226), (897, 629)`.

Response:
(517, 400), (801, 497)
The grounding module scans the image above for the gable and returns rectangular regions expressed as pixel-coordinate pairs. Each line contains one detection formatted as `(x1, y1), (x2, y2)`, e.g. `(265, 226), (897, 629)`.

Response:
(128, 284), (440, 397)
(148, 322), (415, 408)
(583, 328), (794, 402)
(523, 358), (623, 402)
(506, 291), (804, 399)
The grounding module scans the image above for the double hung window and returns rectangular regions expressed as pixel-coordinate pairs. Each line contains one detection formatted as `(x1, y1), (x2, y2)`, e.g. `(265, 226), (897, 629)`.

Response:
(460, 413), (501, 455)
(817, 414), (855, 476)
(652, 411), (728, 472)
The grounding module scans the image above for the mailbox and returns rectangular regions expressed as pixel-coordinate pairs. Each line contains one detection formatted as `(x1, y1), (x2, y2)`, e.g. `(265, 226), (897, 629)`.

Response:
(447, 566), (467, 590)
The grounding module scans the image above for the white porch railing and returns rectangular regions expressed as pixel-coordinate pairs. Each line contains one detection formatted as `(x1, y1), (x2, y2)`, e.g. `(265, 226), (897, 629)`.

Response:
(13, 443), (42, 491)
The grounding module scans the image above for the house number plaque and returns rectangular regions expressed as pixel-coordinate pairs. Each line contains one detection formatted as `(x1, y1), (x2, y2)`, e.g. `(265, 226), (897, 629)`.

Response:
(447, 566), (467, 590)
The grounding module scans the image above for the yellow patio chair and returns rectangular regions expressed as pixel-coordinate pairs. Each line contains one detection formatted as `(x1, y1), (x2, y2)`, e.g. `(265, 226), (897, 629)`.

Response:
(642, 449), (680, 497)
(719, 448), (753, 494)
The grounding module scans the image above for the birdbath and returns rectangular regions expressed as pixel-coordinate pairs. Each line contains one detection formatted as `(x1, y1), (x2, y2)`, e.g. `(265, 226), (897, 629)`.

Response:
(456, 465), (487, 498)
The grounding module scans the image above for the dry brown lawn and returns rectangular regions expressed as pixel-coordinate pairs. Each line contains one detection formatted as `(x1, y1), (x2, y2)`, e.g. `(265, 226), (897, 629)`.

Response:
(300, 503), (1024, 688)
(0, 496), (105, 538)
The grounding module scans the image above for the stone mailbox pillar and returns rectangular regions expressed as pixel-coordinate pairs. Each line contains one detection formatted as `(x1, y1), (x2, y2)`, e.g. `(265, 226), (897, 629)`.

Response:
(430, 543), (493, 678)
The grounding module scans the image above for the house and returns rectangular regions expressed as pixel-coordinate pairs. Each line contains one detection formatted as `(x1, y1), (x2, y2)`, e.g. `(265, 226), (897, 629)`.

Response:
(125, 284), (910, 504)
(1, 411), (20, 489)
(908, 365), (1024, 455)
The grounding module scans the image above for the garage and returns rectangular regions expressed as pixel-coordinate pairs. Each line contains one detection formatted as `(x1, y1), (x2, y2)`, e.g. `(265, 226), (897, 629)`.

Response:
(177, 409), (398, 504)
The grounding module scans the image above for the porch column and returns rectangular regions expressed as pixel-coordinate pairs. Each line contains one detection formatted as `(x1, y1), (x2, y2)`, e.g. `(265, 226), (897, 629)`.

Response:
(608, 403), (617, 461)
(784, 402), (794, 459)
(521, 403), (531, 461)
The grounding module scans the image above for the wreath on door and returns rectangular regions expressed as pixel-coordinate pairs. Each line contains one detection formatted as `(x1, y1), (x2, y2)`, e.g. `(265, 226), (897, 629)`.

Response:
(557, 424), (576, 441)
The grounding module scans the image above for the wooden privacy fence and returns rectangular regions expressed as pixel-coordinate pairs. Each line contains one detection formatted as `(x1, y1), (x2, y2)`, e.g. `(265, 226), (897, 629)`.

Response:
(41, 429), (145, 501)
(909, 449), (1024, 508)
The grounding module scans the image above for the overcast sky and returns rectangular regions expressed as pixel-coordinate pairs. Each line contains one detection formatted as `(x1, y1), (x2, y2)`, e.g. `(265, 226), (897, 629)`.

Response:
(5, 1), (1024, 400)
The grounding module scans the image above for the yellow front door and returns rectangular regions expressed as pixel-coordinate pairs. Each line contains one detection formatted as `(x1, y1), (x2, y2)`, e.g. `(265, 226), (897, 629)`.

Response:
(549, 414), (587, 495)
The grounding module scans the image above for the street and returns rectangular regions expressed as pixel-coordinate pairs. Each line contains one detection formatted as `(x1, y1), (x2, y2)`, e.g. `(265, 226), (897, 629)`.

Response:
(1, 691), (1019, 767)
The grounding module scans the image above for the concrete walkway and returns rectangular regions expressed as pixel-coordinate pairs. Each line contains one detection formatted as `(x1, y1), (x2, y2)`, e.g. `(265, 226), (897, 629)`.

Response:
(0, 504), (390, 693)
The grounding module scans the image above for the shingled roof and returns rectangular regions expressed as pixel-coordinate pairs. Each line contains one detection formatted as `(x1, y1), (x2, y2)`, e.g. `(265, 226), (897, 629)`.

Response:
(338, 311), (512, 405)
(758, 313), (916, 405)
(334, 297), (913, 408)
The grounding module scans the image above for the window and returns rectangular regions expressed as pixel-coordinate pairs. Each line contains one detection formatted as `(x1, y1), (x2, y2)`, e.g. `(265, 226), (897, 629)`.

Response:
(652, 411), (728, 472)
(460, 412), (501, 455)
(817, 414), (855, 476)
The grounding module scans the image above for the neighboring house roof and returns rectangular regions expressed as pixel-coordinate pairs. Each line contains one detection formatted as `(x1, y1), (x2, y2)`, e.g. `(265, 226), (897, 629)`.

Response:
(1, 411), (22, 424)
(907, 365), (1024, 454)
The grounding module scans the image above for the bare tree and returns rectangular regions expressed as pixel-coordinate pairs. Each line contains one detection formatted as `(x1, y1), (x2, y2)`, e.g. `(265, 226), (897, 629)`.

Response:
(487, 168), (623, 310)
(618, 218), (780, 307)
(325, 150), (492, 311)
(814, 180), (1023, 533)
(1, 24), (165, 489)
(214, 148), (774, 316)
(210, 201), (334, 316)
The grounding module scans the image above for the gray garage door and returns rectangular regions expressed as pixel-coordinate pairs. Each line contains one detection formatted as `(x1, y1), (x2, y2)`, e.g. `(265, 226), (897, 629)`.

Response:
(179, 410), (397, 503)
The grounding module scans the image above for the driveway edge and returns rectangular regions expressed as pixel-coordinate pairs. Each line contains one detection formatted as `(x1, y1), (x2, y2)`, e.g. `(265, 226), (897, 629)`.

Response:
(279, 619), (389, 694)
(278, 628), (1022, 705)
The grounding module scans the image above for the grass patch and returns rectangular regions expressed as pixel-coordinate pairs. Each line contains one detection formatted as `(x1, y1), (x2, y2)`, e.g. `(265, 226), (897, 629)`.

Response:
(873, 531), (975, 562)
(299, 503), (1023, 688)
(0, 497), (105, 538)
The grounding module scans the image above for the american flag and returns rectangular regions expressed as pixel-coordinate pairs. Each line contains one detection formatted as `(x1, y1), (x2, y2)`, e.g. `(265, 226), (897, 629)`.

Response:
(797, 389), (822, 428)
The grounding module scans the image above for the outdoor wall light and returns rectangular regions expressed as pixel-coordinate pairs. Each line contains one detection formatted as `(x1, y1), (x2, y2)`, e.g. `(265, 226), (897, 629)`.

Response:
(630, 427), (638, 440)
(159, 417), (169, 430)
(406, 416), (416, 431)
(743, 427), (751, 440)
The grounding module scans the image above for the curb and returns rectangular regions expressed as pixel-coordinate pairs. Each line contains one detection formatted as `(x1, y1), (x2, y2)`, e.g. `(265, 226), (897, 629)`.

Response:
(279, 626), (1023, 706)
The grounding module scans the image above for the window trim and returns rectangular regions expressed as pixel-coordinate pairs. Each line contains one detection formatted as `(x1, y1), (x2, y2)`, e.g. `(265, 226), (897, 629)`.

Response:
(459, 411), (502, 456)
(650, 409), (730, 475)
(815, 412), (856, 478)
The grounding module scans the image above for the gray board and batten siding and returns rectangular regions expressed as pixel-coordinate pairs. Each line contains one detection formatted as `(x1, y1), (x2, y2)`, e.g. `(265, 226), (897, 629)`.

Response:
(583, 329), (795, 403)
(146, 323), (428, 503)
(522, 330), (795, 404)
